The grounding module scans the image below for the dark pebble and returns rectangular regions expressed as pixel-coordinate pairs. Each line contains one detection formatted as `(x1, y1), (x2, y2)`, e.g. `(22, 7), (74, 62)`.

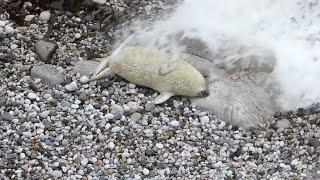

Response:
(308, 138), (320, 148)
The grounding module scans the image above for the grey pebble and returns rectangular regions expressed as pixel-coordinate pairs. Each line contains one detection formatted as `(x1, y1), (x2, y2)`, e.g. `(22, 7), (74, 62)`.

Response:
(34, 39), (58, 62)
(308, 138), (320, 148)
(31, 64), (64, 88)
(1, 112), (13, 121)
(145, 103), (156, 111)
(61, 99), (71, 107)
(130, 112), (142, 121)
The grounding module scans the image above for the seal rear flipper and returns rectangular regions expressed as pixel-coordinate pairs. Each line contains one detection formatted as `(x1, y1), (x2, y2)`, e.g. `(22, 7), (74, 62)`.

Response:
(89, 67), (113, 82)
(90, 57), (111, 79)
(154, 92), (174, 104)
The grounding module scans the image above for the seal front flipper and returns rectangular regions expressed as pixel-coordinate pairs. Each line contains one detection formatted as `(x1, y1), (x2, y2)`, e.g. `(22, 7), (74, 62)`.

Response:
(159, 61), (178, 76)
(154, 92), (174, 104)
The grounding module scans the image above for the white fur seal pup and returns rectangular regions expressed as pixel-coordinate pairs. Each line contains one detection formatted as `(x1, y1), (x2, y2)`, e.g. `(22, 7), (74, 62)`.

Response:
(89, 46), (209, 104)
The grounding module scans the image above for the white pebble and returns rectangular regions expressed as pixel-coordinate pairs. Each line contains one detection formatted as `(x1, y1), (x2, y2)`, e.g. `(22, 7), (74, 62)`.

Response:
(156, 143), (164, 149)
(40, 111), (50, 118)
(200, 116), (210, 124)
(108, 142), (115, 149)
(10, 44), (18, 50)
(105, 113), (114, 119)
(71, 104), (79, 109)
(92, 0), (106, 4)
(65, 82), (78, 92)
(170, 120), (180, 127)
(20, 153), (26, 159)
(12, 119), (19, 124)
(111, 126), (121, 133)
(39, 11), (51, 21)
(81, 158), (89, 166)
(128, 83), (136, 89)
(24, 15), (35, 22)
(27, 92), (37, 100)
(79, 76), (89, 83)
(4, 25), (15, 35)
(105, 123), (111, 130)
(87, 135), (93, 140)
(143, 168), (150, 175)
(0, 20), (5, 27)
(52, 170), (62, 178)
(74, 33), (81, 39)
(291, 159), (299, 166)
(145, 5), (152, 12)
(102, 90), (109, 96)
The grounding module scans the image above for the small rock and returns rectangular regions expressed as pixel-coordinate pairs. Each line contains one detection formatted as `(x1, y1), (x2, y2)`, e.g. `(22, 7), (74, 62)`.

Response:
(143, 168), (149, 175)
(24, 15), (35, 22)
(145, 103), (156, 111)
(291, 159), (299, 166)
(74, 33), (81, 39)
(39, 11), (51, 21)
(73, 60), (99, 77)
(1, 112), (13, 121)
(111, 104), (124, 115)
(34, 39), (58, 62)
(200, 116), (210, 124)
(79, 76), (89, 84)
(276, 119), (291, 132)
(105, 113), (114, 120)
(30, 64), (64, 88)
(0, 21), (5, 27)
(169, 120), (180, 127)
(111, 126), (121, 133)
(81, 158), (89, 166)
(27, 92), (37, 100)
(65, 82), (78, 92)
(61, 100), (71, 107)
(130, 113), (142, 122)
(127, 101), (139, 112)
(108, 142), (115, 149)
(52, 170), (63, 178)
(4, 25), (14, 35)
(308, 138), (320, 148)
(145, 5), (152, 13)
(92, 0), (106, 4)
(78, 91), (88, 101)
(156, 143), (164, 149)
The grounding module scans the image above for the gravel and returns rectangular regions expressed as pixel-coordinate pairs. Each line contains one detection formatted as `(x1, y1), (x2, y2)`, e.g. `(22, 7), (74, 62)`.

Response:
(0, 0), (319, 179)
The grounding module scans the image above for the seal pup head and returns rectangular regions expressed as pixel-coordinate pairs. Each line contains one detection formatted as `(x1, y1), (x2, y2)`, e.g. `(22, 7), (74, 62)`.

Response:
(187, 70), (210, 98)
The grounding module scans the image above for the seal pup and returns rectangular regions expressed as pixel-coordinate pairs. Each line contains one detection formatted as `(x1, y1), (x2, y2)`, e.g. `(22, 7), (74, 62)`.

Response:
(89, 46), (209, 104)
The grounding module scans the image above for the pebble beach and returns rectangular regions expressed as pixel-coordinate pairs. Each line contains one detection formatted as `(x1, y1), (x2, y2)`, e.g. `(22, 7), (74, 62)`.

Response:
(0, 0), (320, 179)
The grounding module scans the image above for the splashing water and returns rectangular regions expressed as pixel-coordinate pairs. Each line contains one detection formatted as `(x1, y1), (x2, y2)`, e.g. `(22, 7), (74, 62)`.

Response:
(118, 0), (320, 111)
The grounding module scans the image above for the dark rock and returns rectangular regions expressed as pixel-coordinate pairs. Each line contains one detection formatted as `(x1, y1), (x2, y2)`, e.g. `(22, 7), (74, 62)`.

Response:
(308, 138), (320, 148)
(34, 39), (58, 62)
(1, 112), (13, 121)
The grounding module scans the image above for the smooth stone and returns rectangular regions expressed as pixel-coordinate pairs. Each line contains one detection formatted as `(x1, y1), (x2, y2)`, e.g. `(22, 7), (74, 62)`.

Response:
(34, 39), (58, 62)
(1, 112), (13, 121)
(39, 11), (51, 21)
(130, 113), (142, 122)
(308, 138), (320, 148)
(27, 92), (37, 100)
(145, 103), (156, 111)
(30, 64), (64, 88)
(72, 60), (99, 77)
(65, 82), (78, 92)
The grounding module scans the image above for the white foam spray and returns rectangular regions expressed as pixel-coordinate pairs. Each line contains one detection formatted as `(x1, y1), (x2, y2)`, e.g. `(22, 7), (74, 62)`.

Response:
(118, 0), (320, 111)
